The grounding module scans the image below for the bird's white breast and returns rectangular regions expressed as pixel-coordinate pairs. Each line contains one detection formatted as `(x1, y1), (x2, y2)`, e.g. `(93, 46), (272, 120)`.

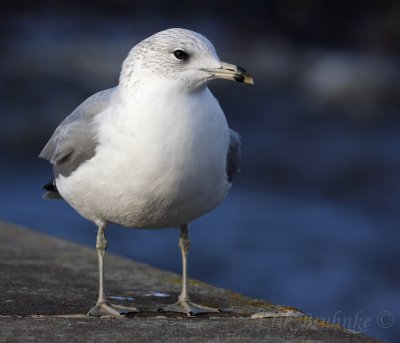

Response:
(56, 83), (231, 228)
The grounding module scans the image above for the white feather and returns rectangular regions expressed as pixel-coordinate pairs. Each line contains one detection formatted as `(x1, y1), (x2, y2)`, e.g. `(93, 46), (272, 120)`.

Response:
(56, 75), (230, 228)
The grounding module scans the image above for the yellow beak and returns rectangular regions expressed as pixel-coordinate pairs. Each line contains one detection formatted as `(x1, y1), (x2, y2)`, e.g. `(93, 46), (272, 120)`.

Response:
(202, 61), (254, 85)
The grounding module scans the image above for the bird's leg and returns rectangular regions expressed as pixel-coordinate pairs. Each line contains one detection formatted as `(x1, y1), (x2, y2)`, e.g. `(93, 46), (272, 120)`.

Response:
(87, 223), (138, 317)
(178, 224), (190, 303)
(97, 224), (107, 304)
(159, 224), (219, 316)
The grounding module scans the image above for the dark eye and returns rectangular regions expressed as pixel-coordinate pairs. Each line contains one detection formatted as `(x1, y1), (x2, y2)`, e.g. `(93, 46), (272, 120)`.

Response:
(173, 50), (189, 60)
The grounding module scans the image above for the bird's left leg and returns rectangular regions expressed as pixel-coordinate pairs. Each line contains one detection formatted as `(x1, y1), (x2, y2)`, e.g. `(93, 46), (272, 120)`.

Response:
(159, 224), (219, 316)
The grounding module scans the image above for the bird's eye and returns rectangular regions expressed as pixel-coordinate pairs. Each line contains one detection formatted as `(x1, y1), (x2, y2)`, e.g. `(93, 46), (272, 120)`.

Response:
(173, 50), (189, 61)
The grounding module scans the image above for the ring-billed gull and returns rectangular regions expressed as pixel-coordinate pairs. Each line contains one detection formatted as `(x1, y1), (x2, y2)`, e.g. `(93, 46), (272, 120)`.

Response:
(39, 28), (253, 317)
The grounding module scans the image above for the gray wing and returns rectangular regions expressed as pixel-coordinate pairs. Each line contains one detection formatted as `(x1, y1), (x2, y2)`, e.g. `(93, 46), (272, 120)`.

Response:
(226, 129), (241, 183)
(39, 88), (115, 179)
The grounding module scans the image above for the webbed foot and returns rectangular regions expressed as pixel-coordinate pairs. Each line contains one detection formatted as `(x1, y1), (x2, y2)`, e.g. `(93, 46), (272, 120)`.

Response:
(159, 301), (219, 316)
(87, 302), (138, 317)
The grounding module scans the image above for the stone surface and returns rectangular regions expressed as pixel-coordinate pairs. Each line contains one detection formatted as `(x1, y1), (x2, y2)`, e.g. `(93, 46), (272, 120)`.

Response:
(0, 221), (383, 342)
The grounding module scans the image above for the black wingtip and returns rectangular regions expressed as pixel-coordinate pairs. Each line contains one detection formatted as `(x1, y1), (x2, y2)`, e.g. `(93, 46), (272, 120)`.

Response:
(43, 180), (57, 192)
(42, 180), (63, 200)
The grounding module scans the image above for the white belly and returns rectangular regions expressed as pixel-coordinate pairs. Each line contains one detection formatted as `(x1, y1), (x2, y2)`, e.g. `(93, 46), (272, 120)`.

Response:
(56, 87), (231, 228)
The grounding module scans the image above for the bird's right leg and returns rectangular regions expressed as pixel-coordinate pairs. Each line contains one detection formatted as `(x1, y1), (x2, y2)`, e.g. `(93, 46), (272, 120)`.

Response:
(87, 223), (138, 317)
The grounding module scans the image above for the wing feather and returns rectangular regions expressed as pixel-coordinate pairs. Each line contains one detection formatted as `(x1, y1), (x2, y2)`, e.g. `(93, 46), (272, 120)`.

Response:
(39, 88), (114, 178)
(226, 129), (241, 183)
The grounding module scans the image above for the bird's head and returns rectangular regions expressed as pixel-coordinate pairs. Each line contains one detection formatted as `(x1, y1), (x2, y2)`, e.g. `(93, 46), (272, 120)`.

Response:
(120, 28), (253, 91)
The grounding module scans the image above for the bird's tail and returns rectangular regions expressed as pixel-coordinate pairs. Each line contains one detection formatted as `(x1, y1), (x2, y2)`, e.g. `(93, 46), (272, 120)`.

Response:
(43, 180), (63, 200)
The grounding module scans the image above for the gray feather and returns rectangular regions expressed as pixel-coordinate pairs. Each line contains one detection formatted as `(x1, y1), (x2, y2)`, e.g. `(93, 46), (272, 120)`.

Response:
(42, 180), (63, 200)
(226, 129), (241, 183)
(43, 190), (64, 200)
(39, 88), (115, 178)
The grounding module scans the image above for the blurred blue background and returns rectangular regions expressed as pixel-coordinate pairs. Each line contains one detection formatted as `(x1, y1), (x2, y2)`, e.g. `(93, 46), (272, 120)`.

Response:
(1, 1), (399, 341)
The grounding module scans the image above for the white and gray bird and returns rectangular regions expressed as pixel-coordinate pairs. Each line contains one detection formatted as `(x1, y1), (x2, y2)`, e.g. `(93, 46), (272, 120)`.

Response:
(39, 28), (253, 317)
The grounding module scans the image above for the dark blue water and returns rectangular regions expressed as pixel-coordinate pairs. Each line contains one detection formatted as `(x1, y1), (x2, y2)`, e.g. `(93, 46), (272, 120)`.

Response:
(1, 152), (398, 341)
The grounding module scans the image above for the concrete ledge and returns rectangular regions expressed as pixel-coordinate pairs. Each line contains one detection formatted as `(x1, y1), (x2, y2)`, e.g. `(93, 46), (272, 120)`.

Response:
(0, 221), (383, 342)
